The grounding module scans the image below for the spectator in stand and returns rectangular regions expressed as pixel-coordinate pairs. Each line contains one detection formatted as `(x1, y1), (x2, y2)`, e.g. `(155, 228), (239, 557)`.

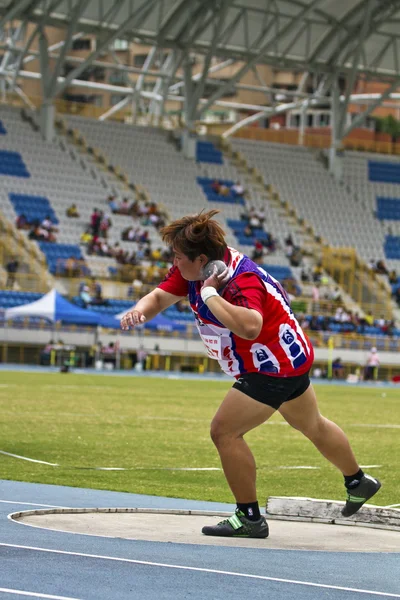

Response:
(312, 263), (323, 284)
(99, 212), (112, 238)
(6, 258), (19, 288)
(364, 311), (374, 326)
(139, 230), (149, 244)
(118, 198), (131, 215)
(249, 214), (261, 231)
(244, 224), (253, 238)
(255, 207), (266, 225)
(64, 256), (80, 277)
(211, 179), (221, 193)
(16, 214), (30, 230)
(90, 208), (101, 236)
(364, 347), (380, 381)
(79, 284), (92, 307)
(122, 226), (137, 241)
(288, 246), (302, 267)
(90, 288), (108, 306)
(107, 196), (118, 214)
(80, 227), (93, 246)
(132, 277), (144, 296)
(219, 184), (230, 196)
(374, 260), (388, 276)
(66, 203), (80, 218)
(332, 357), (345, 380)
(231, 181), (244, 197)
(102, 342), (116, 368)
(41, 215), (58, 233)
(395, 287), (400, 307)
(251, 241), (263, 263)
(330, 287), (342, 303)
(263, 233), (277, 253)
(389, 270), (398, 285)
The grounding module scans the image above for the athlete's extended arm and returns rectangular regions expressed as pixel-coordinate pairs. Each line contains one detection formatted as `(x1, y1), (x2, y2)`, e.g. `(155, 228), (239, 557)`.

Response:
(120, 288), (185, 330)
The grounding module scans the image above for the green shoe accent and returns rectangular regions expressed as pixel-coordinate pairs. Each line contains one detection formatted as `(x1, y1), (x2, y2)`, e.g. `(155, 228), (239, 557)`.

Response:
(202, 509), (269, 538)
(347, 494), (367, 502)
(228, 513), (244, 530)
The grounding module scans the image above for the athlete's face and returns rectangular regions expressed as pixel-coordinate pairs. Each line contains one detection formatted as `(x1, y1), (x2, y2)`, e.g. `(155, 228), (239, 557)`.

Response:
(173, 248), (208, 281)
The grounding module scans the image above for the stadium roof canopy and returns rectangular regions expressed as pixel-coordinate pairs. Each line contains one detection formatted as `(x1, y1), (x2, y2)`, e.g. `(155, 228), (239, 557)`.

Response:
(1, 0), (400, 139)
(2, 0), (400, 78)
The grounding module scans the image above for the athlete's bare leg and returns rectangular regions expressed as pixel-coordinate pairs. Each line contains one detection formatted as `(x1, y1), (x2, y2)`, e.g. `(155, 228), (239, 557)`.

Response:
(209, 388), (275, 503)
(278, 383), (359, 475)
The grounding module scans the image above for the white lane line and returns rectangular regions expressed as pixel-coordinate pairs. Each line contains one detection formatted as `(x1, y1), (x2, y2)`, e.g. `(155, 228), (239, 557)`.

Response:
(0, 588), (81, 600)
(277, 466), (320, 470)
(0, 451), (58, 466)
(0, 501), (67, 508)
(351, 424), (400, 429)
(0, 543), (399, 598)
(0, 450), (220, 471)
(360, 465), (382, 469)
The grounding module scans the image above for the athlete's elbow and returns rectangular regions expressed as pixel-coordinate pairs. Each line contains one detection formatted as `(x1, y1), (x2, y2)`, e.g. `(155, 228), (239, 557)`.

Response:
(242, 323), (262, 340)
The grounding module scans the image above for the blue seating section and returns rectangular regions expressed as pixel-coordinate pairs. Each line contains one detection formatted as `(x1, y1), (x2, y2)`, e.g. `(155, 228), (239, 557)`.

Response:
(260, 264), (293, 281)
(227, 218), (268, 245)
(9, 193), (59, 225)
(369, 161), (400, 183)
(73, 298), (132, 314)
(0, 120), (6, 134)
(38, 243), (84, 275)
(0, 150), (30, 177)
(196, 141), (223, 164)
(303, 314), (400, 337)
(384, 235), (400, 259)
(197, 179), (245, 206)
(0, 290), (42, 308)
(164, 307), (193, 322)
(376, 197), (400, 220)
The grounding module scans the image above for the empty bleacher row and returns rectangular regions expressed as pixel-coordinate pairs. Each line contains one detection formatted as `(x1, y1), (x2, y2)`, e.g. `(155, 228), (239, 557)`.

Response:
(342, 151), (400, 267)
(66, 115), (297, 270)
(232, 138), (400, 271)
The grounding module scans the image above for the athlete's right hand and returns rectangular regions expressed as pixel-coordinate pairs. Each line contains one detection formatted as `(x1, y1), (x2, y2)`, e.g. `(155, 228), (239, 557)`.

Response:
(120, 309), (146, 330)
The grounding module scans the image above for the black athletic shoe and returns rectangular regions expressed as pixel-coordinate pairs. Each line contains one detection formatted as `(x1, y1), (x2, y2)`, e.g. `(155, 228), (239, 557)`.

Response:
(202, 510), (269, 538)
(342, 474), (382, 517)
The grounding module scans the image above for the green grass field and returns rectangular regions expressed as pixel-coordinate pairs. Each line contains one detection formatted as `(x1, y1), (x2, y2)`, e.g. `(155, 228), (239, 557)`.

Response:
(0, 371), (398, 507)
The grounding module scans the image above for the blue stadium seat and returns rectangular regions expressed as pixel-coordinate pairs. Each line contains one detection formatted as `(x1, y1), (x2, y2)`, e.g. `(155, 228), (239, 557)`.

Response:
(0, 150), (30, 177)
(9, 193), (58, 224)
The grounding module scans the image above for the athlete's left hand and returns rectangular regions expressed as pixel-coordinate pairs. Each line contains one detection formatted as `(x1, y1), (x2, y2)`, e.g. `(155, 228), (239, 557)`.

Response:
(201, 264), (230, 291)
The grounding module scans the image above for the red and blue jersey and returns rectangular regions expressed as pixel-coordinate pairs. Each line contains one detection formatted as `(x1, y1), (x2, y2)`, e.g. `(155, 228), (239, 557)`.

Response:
(158, 247), (314, 378)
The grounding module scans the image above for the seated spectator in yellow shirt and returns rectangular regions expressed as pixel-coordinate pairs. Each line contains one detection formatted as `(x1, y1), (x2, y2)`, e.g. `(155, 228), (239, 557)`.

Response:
(66, 203), (80, 218)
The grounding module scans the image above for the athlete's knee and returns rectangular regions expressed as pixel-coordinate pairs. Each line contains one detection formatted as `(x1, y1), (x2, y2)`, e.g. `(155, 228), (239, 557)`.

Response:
(296, 414), (327, 440)
(210, 419), (237, 447)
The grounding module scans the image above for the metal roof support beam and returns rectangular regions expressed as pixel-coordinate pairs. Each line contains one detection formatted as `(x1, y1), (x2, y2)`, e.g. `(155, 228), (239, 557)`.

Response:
(169, 58), (234, 94)
(0, 0), (38, 31)
(336, 0), (374, 140)
(55, 0), (159, 96)
(131, 46), (158, 123)
(46, 0), (91, 98)
(0, 21), (25, 74)
(157, 0), (193, 44)
(149, 50), (179, 123)
(183, 53), (196, 129)
(38, 28), (51, 98)
(343, 76), (400, 138)
(98, 96), (130, 122)
(199, 0), (326, 117)
(221, 99), (309, 139)
(192, 0), (230, 117)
